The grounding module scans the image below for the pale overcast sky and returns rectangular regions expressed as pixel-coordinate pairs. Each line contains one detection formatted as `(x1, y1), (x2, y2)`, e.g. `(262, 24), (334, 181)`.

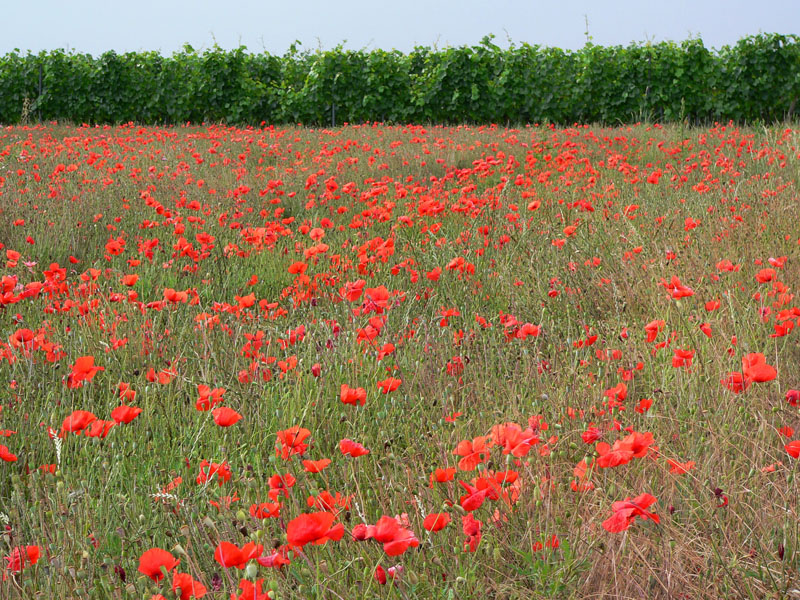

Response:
(4, 0), (798, 55)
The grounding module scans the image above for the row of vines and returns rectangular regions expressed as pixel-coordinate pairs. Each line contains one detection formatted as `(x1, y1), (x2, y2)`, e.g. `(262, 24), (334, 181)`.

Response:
(1, 34), (798, 125)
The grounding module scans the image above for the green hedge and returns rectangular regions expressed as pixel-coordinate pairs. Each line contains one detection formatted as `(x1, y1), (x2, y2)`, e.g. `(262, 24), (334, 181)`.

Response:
(1, 34), (799, 125)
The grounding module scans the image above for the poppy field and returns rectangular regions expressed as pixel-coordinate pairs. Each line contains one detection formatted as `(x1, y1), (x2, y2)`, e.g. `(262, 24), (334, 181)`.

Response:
(1, 120), (800, 599)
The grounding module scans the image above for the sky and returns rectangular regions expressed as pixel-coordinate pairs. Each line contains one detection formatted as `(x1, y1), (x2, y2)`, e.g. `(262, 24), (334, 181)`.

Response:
(3, 0), (799, 56)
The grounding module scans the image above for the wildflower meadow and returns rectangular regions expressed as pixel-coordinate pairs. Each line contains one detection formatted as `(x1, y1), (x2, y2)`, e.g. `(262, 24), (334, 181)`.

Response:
(1, 120), (800, 598)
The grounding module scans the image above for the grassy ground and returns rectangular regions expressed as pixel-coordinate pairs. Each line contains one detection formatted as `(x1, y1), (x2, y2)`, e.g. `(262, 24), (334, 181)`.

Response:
(0, 121), (799, 599)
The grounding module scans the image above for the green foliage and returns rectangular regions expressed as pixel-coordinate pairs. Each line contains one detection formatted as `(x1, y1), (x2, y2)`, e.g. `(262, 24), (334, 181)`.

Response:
(0, 33), (798, 125)
(0, 51), (40, 123)
(409, 36), (505, 123)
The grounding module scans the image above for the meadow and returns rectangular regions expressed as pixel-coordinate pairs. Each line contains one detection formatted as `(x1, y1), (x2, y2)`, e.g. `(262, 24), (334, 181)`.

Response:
(0, 120), (799, 599)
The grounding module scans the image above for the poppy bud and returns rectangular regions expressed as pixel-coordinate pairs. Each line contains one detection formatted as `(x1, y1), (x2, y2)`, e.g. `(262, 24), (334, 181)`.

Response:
(114, 565), (126, 582)
(374, 565), (387, 585)
(352, 523), (370, 540)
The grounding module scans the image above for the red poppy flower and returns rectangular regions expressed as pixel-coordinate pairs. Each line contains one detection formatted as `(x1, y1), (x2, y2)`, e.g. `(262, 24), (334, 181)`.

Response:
(458, 480), (490, 512)
(232, 579), (271, 600)
(287, 261), (307, 275)
(235, 293), (256, 309)
(302, 458), (331, 473)
(453, 436), (490, 471)
(118, 382), (136, 402)
(211, 407), (242, 427)
(339, 438), (369, 457)
(362, 286), (390, 314)
(307, 490), (352, 513)
(363, 515), (420, 556)
(196, 460), (231, 486)
(340, 384), (367, 407)
(111, 405), (142, 425)
(785, 440), (800, 459)
(342, 279), (365, 302)
(602, 493), (659, 533)
(741, 353), (777, 383)
(256, 547), (292, 569)
(755, 268), (776, 283)
(429, 467), (456, 487)
(423, 513), (451, 532)
(9, 328), (34, 351)
(596, 441), (634, 468)
(666, 458), (696, 474)
(376, 377), (401, 394)
(672, 348), (695, 369)
(644, 319), (665, 343)
(515, 322), (541, 339)
(214, 541), (263, 569)
(138, 548), (179, 582)
(82, 419), (116, 438)
(462, 513), (482, 552)
(267, 472), (296, 499)
(275, 426), (311, 459)
(491, 422), (539, 457)
(66, 356), (103, 388)
(195, 385), (225, 411)
(250, 502), (281, 519)
(172, 571), (207, 600)
(581, 426), (603, 444)
(4, 545), (40, 573)
(604, 382), (628, 402)
(660, 276), (694, 299)
(286, 512), (344, 548)
(164, 288), (188, 303)
(571, 459), (595, 492)
(0, 444), (18, 462)
(721, 371), (750, 393)
(61, 410), (97, 434)
(617, 431), (654, 458)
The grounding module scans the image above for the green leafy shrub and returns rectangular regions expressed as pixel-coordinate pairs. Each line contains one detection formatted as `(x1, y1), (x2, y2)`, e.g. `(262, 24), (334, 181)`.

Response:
(0, 33), (797, 125)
